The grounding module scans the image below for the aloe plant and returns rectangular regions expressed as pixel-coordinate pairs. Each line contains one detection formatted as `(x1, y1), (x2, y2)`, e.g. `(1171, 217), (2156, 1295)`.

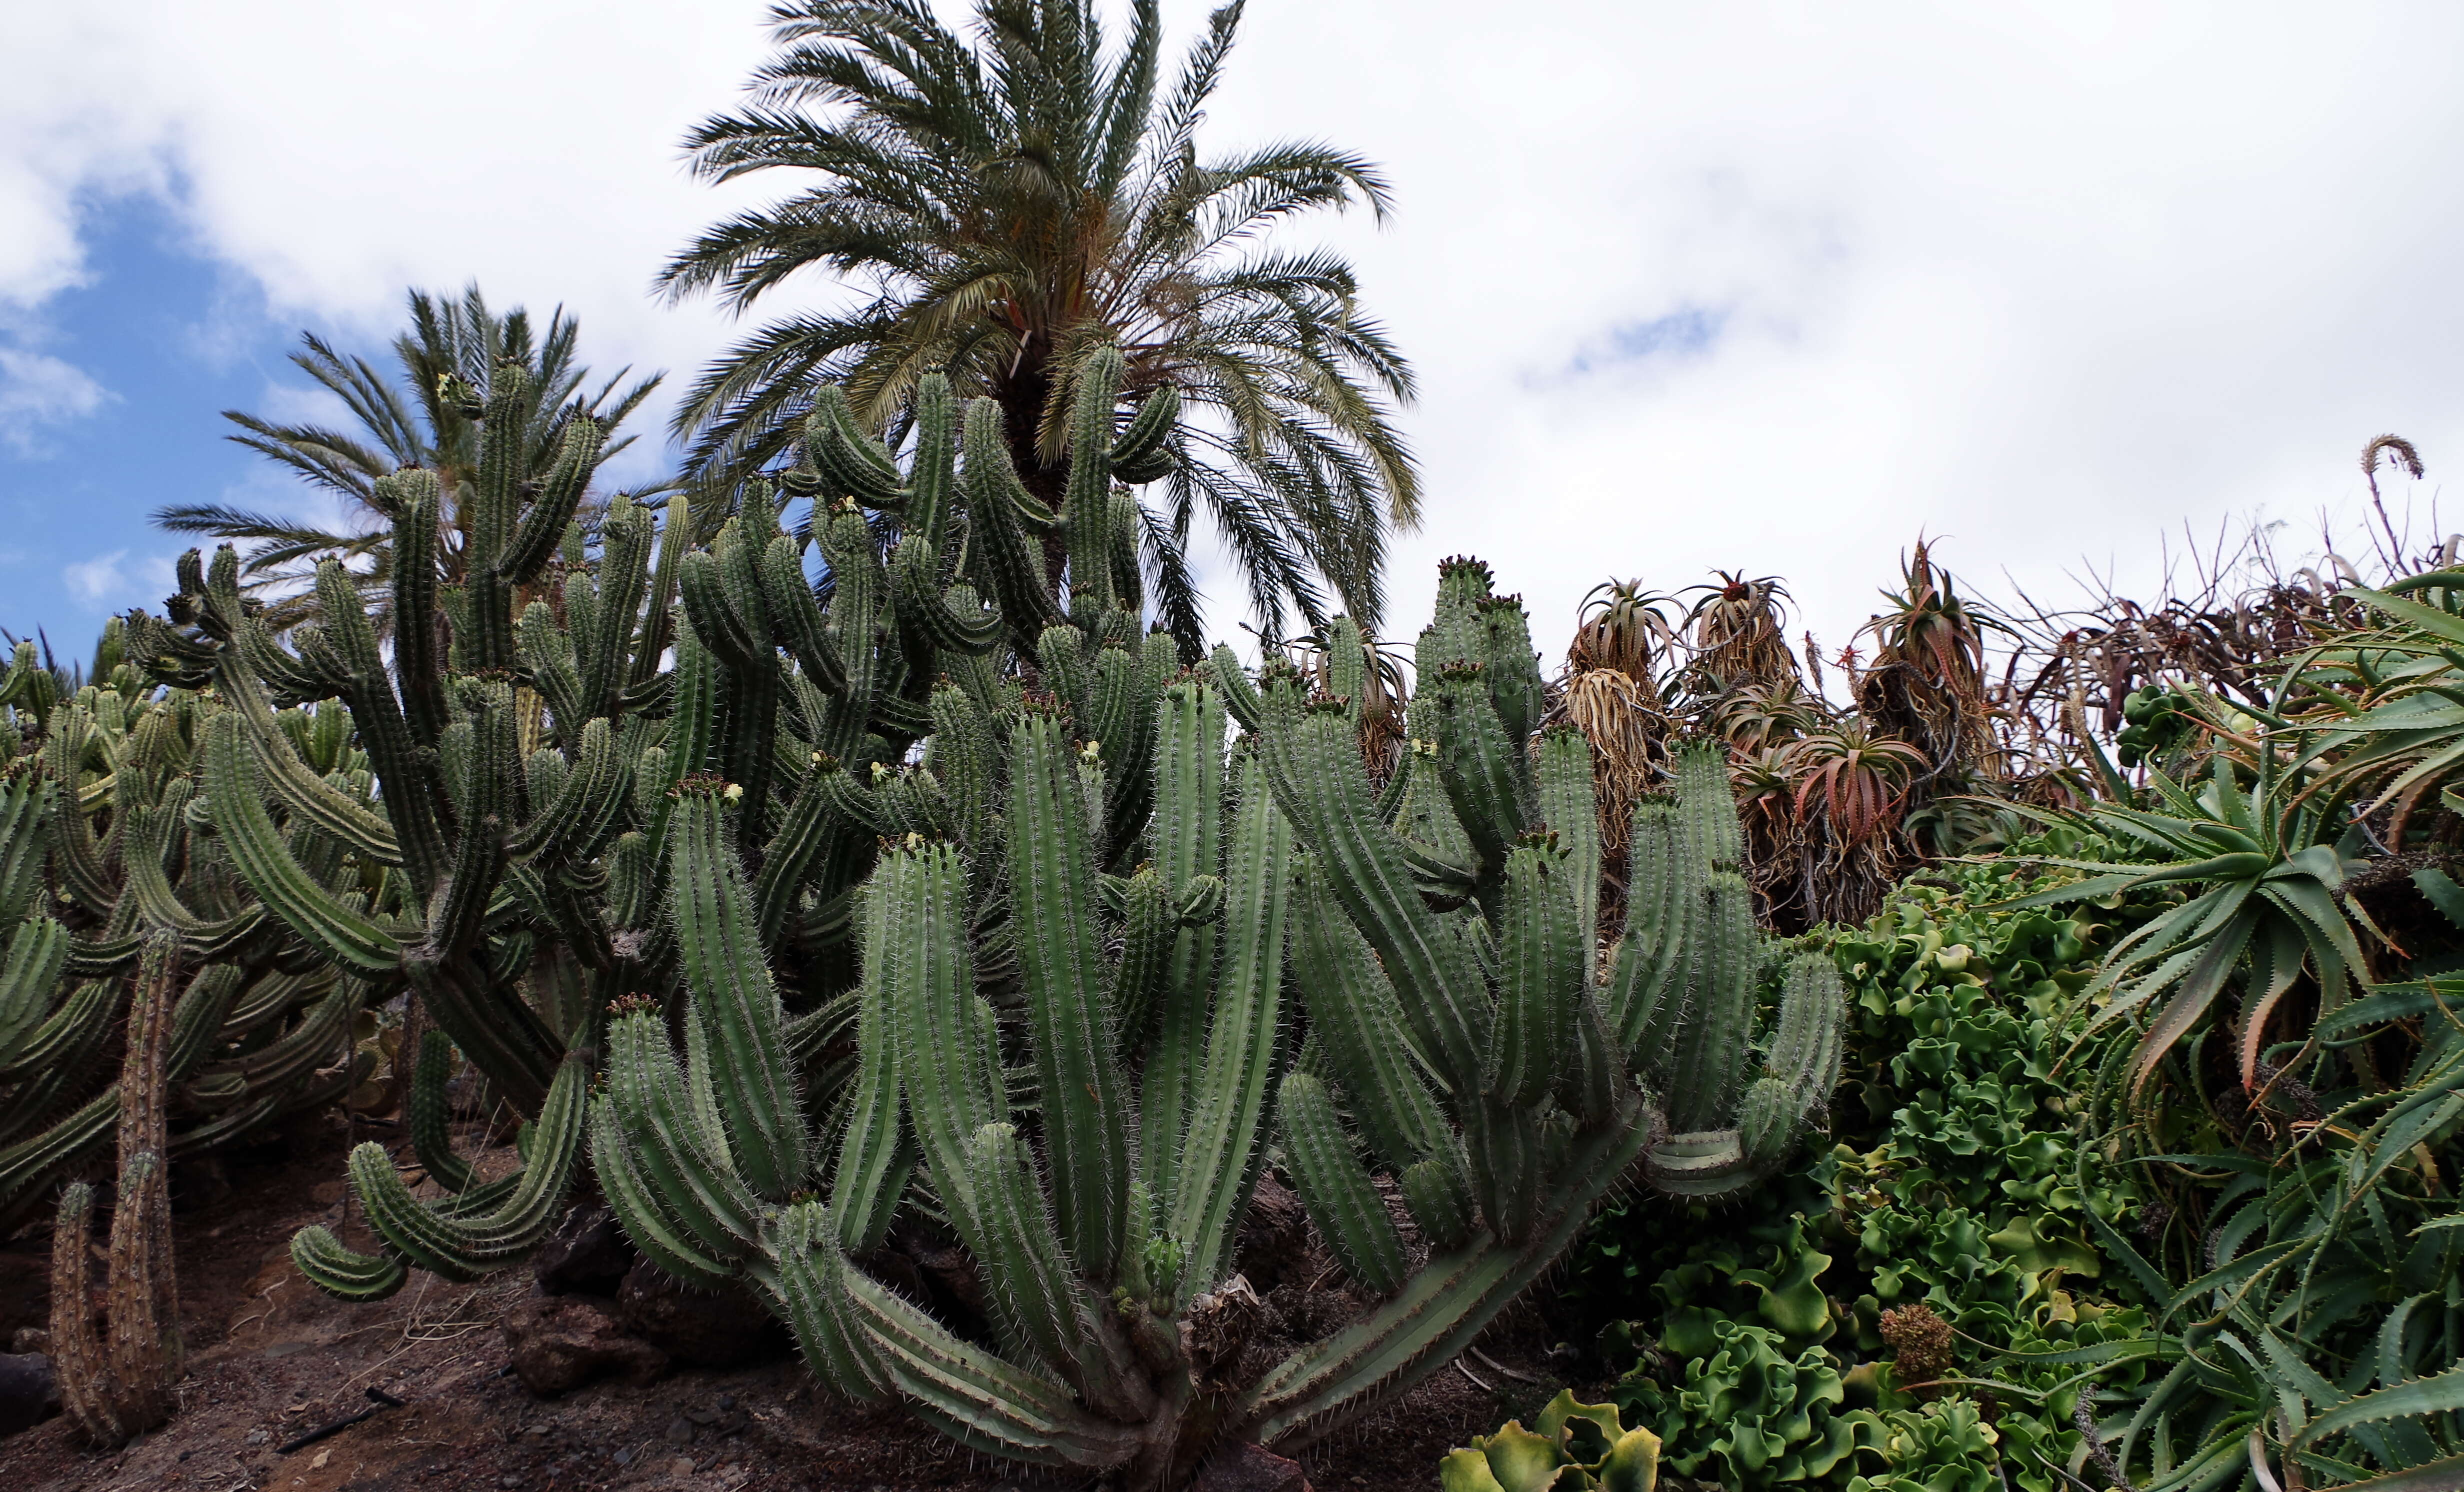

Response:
(590, 556), (1842, 1486)
(1997, 749), (2366, 1102)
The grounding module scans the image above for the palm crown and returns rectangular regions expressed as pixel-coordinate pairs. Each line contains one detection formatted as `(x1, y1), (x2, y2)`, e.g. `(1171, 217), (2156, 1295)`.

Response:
(154, 286), (663, 627)
(660, 0), (1418, 651)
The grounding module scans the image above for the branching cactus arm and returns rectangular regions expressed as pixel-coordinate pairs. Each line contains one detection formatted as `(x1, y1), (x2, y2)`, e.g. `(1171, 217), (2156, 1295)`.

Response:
(1237, 1113), (1656, 1448)
(1137, 679), (1224, 1212)
(1064, 348), (1126, 626)
(1276, 1071), (1408, 1294)
(200, 715), (400, 977)
(670, 793), (808, 1198)
(1258, 701), (1490, 1093)
(1606, 800), (1690, 1064)
(1664, 869), (1754, 1133)
(828, 878), (912, 1254)
(291, 1035), (586, 1299)
(1283, 855), (1450, 1173)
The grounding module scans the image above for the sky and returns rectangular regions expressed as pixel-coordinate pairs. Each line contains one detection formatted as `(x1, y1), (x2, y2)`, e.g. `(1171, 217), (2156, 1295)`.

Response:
(4, 1), (2460, 671)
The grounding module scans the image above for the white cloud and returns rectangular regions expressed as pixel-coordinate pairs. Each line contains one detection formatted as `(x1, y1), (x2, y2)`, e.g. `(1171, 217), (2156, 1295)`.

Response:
(1200, 2), (2464, 650)
(62, 549), (126, 603)
(0, 0), (776, 474)
(61, 549), (174, 610)
(0, 346), (110, 452)
(8, 2), (2464, 651)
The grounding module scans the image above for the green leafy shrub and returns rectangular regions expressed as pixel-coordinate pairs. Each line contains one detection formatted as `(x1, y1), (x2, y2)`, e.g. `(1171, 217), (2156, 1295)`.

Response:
(1551, 709), (2464, 1492)
(1844, 1399), (2002, 1492)
(1616, 1315), (1876, 1489)
(1560, 836), (2167, 1492)
(1442, 1390), (1662, 1492)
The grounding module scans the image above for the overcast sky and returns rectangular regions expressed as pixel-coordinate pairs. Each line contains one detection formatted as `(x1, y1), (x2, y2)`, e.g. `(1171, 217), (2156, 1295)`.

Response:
(4, 2), (2458, 668)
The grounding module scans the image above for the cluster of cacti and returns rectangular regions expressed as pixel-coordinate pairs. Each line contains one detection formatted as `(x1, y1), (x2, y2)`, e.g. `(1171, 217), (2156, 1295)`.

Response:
(0, 628), (392, 1442)
(112, 353), (1156, 1299)
(586, 544), (1842, 1486)
(50, 340), (1838, 1482)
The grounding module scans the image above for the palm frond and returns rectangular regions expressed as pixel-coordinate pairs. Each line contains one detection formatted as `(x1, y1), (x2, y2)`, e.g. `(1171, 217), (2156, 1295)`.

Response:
(668, 0), (1412, 637)
(166, 284), (668, 626)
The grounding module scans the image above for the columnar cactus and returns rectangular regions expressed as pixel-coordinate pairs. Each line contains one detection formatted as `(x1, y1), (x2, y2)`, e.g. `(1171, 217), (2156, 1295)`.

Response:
(591, 556), (1842, 1487)
(49, 933), (184, 1445)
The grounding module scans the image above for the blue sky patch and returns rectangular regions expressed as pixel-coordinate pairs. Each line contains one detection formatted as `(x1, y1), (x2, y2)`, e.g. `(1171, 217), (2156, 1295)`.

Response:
(0, 194), (289, 645)
(1564, 305), (1728, 378)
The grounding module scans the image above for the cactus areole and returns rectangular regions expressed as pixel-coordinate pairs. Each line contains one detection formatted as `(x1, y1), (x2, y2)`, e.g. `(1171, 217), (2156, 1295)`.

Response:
(106, 360), (1840, 1486)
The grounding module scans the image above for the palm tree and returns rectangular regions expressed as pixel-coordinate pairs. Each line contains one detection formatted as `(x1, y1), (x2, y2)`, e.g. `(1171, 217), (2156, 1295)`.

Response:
(154, 286), (664, 626)
(660, 0), (1418, 649)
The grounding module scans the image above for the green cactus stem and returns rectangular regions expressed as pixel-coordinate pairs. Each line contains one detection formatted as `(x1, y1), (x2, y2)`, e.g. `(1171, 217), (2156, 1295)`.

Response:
(583, 555), (1837, 1489)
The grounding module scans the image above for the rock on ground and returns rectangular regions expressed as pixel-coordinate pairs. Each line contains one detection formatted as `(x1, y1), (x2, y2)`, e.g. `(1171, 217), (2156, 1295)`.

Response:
(616, 1258), (792, 1368)
(1196, 1440), (1314, 1492)
(532, 1202), (638, 1297)
(0, 1350), (56, 1436)
(503, 1291), (672, 1396)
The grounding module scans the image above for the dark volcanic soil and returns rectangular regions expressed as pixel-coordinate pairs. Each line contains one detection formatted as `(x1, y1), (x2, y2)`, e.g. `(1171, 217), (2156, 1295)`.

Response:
(2, 1114), (1580, 1491)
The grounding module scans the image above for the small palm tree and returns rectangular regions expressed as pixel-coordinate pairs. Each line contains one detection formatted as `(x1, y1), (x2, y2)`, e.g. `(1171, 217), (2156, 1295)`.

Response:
(154, 286), (664, 627)
(660, 0), (1418, 650)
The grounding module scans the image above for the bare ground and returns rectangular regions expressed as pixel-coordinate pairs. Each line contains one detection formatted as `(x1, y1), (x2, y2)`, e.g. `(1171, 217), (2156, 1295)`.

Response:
(0, 1115), (1584, 1491)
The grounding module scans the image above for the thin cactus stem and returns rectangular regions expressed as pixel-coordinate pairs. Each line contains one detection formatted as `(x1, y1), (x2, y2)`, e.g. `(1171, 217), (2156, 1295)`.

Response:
(670, 791), (808, 1199)
(1162, 752), (1291, 1294)
(102, 935), (180, 1433)
(50, 936), (184, 1445)
(1006, 715), (1134, 1282)
(49, 1182), (112, 1439)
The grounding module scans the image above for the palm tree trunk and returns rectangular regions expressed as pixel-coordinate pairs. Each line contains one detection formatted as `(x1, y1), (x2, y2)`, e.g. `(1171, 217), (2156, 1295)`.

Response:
(992, 337), (1072, 593)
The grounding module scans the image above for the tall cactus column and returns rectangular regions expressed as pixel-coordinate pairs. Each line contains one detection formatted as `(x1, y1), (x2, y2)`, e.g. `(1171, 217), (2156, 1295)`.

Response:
(50, 932), (183, 1445)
